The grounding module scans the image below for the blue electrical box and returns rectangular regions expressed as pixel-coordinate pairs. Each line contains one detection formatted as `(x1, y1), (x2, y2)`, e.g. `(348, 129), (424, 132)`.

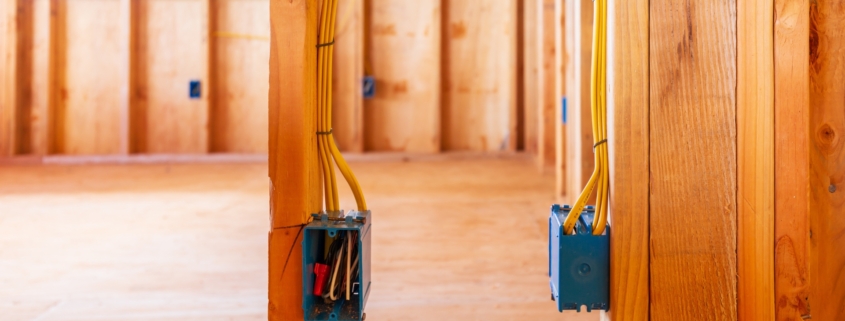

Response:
(189, 80), (201, 99)
(302, 210), (372, 321)
(549, 204), (609, 312)
(362, 76), (375, 99)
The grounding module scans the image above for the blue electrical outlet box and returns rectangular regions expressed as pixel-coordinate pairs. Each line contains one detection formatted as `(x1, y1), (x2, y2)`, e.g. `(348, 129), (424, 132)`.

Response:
(549, 204), (609, 312)
(362, 76), (375, 99)
(189, 80), (201, 99)
(303, 210), (372, 321)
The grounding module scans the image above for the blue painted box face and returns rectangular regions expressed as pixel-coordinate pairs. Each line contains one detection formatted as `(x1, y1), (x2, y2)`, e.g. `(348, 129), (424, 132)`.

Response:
(189, 80), (201, 99)
(549, 205), (609, 313)
(302, 211), (372, 321)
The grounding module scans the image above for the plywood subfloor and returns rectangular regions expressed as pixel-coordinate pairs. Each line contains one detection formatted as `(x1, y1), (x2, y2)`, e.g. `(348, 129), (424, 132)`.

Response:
(0, 154), (597, 321)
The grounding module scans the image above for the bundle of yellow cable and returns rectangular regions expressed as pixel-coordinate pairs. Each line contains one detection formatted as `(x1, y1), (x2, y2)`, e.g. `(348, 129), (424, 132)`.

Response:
(563, 0), (608, 236)
(316, 0), (368, 213)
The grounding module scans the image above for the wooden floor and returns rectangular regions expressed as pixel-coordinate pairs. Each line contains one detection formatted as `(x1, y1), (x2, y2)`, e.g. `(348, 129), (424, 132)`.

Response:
(0, 154), (598, 321)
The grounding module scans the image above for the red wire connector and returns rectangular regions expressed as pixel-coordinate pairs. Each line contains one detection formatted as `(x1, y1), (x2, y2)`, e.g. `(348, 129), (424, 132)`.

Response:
(313, 263), (330, 296)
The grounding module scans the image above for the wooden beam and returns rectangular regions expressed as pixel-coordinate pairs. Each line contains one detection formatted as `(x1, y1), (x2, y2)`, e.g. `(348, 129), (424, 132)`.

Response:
(565, 0), (593, 204)
(268, 0), (320, 319)
(773, 0), (811, 319)
(539, 0), (556, 167)
(808, 2), (845, 320)
(118, 0), (134, 155)
(553, 0), (565, 198)
(737, 0), (775, 319)
(333, 0), (364, 153)
(0, 0), (20, 157)
(442, 0), (517, 152)
(366, 0), (440, 152)
(523, 0), (540, 155)
(603, 0), (649, 320)
(28, 0), (51, 155)
(649, 0), (738, 319)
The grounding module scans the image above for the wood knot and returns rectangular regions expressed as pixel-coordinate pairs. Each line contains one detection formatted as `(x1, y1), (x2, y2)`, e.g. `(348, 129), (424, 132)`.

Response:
(816, 124), (838, 152)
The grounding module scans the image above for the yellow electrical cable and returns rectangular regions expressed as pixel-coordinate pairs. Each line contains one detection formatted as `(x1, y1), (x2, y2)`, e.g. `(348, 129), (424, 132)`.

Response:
(563, 0), (608, 236)
(316, 0), (369, 212)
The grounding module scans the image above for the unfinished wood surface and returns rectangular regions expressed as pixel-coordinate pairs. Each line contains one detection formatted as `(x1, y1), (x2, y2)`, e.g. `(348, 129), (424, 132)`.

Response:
(54, 0), (123, 155)
(135, 0), (210, 154)
(564, 0), (593, 204)
(773, 0), (811, 319)
(210, 0), (270, 154)
(737, 0), (775, 319)
(268, 0), (320, 318)
(649, 0), (738, 320)
(0, 156), (599, 320)
(0, 0), (20, 156)
(332, 0), (364, 153)
(27, 0), (51, 155)
(809, 2), (845, 320)
(604, 0), (649, 320)
(442, 0), (517, 152)
(538, 0), (556, 167)
(553, 0), (565, 198)
(365, 0), (440, 152)
(523, 0), (540, 155)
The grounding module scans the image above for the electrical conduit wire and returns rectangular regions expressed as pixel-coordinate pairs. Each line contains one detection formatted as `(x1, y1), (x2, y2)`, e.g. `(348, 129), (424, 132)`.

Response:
(563, 0), (609, 236)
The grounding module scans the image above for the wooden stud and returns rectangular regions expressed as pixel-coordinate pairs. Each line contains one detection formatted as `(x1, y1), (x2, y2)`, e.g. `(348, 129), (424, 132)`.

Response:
(523, 0), (540, 155)
(366, 0), (441, 152)
(603, 0), (649, 320)
(268, 0), (321, 319)
(0, 0), (20, 157)
(649, 0), (738, 319)
(737, 0), (775, 319)
(539, 0), (556, 167)
(808, 2), (845, 320)
(553, 0), (565, 198)
(28, 0), (51, 155)
(773, 0), (811, 319)
(514, 0), (525, 152)
(442, 0), (517, 152)
(564, 0), (593, 204)
(332, 0), (364, 153)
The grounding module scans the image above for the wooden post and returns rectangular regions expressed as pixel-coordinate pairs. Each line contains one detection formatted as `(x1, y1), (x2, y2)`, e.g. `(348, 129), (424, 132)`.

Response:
(604, 0), (649, 320)
(268, 0), (321, 320)
(773, 0), (811, 319)
(0, 0), (20, 156)
(737, 0), (775, 319)
(649, 0), (738, 319)
(523, 0), (540, 155)
(553, 0), (565, 198)
(808, 2), (845, 320)
(539, 0), (556, 168)
(564, 0), (593, 204)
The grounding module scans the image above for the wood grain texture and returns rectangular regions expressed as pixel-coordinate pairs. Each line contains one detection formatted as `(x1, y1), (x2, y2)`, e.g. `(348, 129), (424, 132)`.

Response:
(564, 0), (593, 204)
(135, 0), (210, 154)
(523, 0), (540, 155)
(28, 0), (51, 155)
(553, 0), (565, 198)
(268, 0), (321, 319)
(56, 0), (123, 155)
(737, 0), (775, 319)
(365, 0), (440, 152)
(442, 0), (516, 152)
(808, 2), (845, 320)
(649, 0), (738, 320)
(539, 0), (556, 167)
(603, 0), (649, 320)
(0, 0), (20, 156)
(773, 0), (811, 319)
(332, 0), (364, 153)
(210, 0), (270, 153)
